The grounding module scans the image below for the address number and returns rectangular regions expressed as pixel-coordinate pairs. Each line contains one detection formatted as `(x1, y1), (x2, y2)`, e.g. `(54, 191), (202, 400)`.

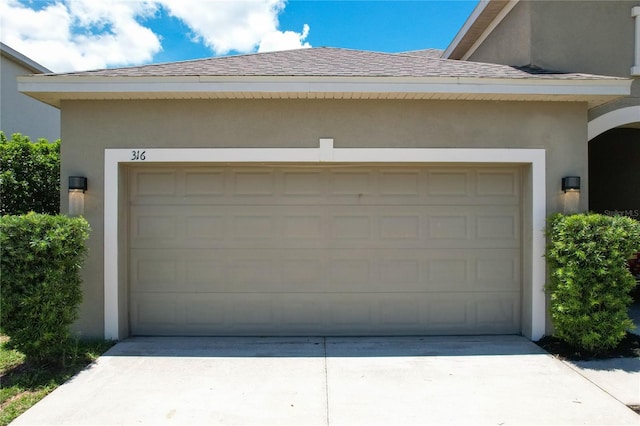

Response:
(131, 150), (147, 161)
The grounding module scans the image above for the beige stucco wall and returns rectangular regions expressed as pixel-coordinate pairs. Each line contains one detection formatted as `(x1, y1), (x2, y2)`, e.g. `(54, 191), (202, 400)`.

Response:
(0, 55), (60, 141)
(61, 98), (588, 338)
(529, 1), (637, 78)
(470, 1), (638, 77)
(468, 1), (532, 66)
(469, 1), (640, 123)
(530, 1), (640, 123)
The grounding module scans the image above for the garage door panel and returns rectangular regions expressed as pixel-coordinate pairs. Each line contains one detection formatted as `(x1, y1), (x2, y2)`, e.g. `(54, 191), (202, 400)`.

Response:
(283, 215), (324, 239)
(233, 170), (276, 195)
(475, 256), (520, 288)
(185, 300), (226, 325)
(475, 295), (520, 331)
(427, 169), (470, 196)
(129, 166), (520, 206)
(129, 164), (523, 336)
(132, 170), (177, 197)
(184, 169), (226, 196)
(130, 248), (519, 294)
(379, 170), (421, 196)
(130, 204), (520, 249)
(476, 169), (519, 196)
(133, 258), (179, 291)
(132, 293), (179, 329)
(130, 291), (521, 335)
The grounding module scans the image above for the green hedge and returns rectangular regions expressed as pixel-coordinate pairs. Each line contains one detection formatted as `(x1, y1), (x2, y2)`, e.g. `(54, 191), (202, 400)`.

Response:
(0, 132), (60, 215)
(0, 213), (90, 362)
(546, 213), (640, 353)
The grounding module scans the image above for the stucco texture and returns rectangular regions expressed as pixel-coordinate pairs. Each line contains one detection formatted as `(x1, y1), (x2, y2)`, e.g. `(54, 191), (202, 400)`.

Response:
(61, 98), (587, 337)
(1, 55), (60, 141)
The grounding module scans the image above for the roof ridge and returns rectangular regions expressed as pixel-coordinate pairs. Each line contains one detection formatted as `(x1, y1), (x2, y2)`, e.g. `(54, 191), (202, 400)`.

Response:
(44, 46), (625, 81)
(56, 47), (405, 76)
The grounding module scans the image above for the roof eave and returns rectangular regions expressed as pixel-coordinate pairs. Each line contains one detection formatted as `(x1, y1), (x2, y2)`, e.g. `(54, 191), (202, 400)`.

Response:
(0, 42), (52, 74)
(443, 0), (519, 60)
(18, 75), (631, 109)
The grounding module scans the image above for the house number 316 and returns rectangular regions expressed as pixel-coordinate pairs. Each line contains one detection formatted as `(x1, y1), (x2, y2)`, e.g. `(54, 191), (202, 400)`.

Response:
(131, 150), (146, 161)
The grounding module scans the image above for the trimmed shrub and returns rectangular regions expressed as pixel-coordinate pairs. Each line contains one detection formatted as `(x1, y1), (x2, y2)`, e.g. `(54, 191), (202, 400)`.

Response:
(0, 213), (90, 362)
(0, 132), (60, 215)
(546, 213), (640, 353)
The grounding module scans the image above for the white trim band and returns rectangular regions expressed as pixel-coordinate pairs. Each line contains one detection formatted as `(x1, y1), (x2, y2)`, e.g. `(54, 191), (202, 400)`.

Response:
(632, 6), (640, 76)
(460, 1), (520, 61)
(588, 106), (640, 140)
(104, 143), (547, 341)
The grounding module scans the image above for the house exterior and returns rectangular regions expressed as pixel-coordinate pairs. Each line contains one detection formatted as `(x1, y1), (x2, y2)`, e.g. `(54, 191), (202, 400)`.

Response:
(0, 42), (60, 141)
(17, 0), (639, 341)
(443, 0), (640, 221)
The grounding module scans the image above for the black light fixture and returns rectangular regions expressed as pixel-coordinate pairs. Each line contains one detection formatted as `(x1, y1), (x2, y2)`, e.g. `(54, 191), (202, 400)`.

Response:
(68, 176), (87, 216)
(69, 176), (88, 193)
(561, 176), (580, 193)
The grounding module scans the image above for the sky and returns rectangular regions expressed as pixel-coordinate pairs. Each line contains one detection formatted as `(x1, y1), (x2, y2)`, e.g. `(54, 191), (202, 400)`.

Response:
(0, 0), (479, 73)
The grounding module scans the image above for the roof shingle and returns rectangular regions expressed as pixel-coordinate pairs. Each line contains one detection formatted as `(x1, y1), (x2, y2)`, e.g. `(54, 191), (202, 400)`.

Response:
(49, 47), (619, 80)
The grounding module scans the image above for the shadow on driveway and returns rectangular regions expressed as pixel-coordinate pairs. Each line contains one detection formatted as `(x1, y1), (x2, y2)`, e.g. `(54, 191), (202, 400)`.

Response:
(106, 335), (547, 358)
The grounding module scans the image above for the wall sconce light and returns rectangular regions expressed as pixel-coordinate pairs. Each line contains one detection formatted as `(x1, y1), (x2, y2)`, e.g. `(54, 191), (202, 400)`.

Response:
(68, 176), (87, 217)
(561, 176), (580, 193)
(561, 176), (580, 214)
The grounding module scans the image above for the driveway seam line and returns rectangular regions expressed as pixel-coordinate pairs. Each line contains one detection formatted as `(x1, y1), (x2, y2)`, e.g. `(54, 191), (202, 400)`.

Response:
(560, 358), (636, 408)
(324, 337), (330, 426)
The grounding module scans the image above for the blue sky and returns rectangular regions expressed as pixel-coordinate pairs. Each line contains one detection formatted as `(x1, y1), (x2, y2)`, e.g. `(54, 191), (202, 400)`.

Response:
(1, 0), (478, 72)
(147, 1), (478, 64)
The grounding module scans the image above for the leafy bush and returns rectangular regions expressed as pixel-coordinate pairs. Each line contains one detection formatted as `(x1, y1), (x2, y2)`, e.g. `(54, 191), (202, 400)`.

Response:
(546, 213), (640, 353)
(0, 213), (90, 362)
(0, 132), (60, 215)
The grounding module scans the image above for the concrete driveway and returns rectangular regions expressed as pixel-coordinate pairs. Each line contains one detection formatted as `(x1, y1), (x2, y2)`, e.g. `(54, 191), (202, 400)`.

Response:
(11, 336), (639, 426)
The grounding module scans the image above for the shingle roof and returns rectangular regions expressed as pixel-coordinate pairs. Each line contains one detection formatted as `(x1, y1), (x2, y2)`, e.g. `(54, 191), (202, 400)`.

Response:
(51, 47), (618, 80)
(398, 49), (444, 58)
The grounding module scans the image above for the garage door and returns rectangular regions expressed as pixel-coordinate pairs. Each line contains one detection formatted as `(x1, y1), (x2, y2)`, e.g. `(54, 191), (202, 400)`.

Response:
(128, 164), (522, 336)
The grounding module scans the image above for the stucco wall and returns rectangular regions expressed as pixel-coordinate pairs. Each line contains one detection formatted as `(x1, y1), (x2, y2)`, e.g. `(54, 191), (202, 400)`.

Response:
(530, 1), (640, 123)
(468, 1), (532, 66)
(529, 0), (637, 78)
(470, 0), (638, 77)
(60, 98), (588, 337)
(0, 55), (60, 141)
(469, 1), (640, 132)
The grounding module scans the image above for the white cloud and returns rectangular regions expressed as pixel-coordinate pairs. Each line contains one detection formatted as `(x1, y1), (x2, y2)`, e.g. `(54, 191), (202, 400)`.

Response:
(157, 0), (310, 55)
(0, 0), (311, 73)
(0, 0), (161, 72)
(258, 23), (310, 53)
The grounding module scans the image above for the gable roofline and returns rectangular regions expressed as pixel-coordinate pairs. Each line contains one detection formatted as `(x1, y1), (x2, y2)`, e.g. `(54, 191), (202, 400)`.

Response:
(15, 47), (631, 108)
(444, 0), (519, 60)
(0, 42), (52, 74)
(18, 73), (631, 109)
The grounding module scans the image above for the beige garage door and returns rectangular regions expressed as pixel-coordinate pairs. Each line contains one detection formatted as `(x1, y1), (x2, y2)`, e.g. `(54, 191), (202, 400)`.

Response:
(128, 164), (522, 336)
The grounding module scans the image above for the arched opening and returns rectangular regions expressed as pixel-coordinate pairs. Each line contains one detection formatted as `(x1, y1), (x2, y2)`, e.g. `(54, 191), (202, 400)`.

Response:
(589, 126), (640, 218)
(589, 124), (640, 299)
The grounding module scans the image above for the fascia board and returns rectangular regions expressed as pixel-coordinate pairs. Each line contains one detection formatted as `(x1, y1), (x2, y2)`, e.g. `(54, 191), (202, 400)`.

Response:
(0, 42), (52, 74)
(444, 0), (520, 60)
(18, 75), (632, 99)
(443, 0), (491, 59)
(460, 0), (520, 61)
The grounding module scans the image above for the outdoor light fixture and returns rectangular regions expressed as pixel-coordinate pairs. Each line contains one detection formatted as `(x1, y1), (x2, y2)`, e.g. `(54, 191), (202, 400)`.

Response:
(561, 176), (580, 214)
(68, 176), (87, 216)
(561, 176), (580, 193)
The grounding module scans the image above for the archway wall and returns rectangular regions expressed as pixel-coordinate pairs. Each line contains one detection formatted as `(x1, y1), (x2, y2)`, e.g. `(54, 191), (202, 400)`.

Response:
(589, 80), (640, 131)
